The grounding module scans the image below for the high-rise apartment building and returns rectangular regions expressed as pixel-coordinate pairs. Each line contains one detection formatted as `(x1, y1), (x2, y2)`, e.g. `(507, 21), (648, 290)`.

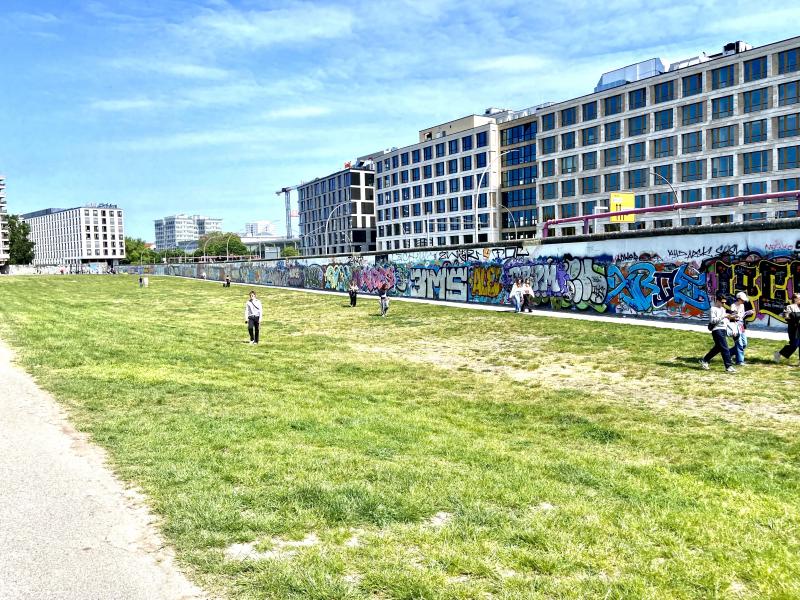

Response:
(374, 110), (510, 251)
(297, 161), (376, 255)
(0, 177), (9, 265)
(498, 36), (800, 238)
(154, 214), (223, 250)
(21, 204), (126, 267)
(244, 220), (275, 237)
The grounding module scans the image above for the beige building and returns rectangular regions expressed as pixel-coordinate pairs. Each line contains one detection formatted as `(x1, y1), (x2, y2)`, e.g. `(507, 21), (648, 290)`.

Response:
(498, 36), (800, 238)
(0, 177), (9, 265)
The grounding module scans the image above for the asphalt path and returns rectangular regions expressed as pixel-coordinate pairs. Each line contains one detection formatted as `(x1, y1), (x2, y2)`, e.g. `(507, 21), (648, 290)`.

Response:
(0, 342), (207, 600)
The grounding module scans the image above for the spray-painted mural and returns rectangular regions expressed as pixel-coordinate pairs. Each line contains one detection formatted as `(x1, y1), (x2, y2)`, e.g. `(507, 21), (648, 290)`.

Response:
(125, 230), (800, 329)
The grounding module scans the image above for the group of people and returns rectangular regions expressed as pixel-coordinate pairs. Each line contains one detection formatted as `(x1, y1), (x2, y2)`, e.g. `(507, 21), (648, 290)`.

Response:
(508, 278), (536, 313)
(701, 291), (800, 372)
(348, 281), (390, 316)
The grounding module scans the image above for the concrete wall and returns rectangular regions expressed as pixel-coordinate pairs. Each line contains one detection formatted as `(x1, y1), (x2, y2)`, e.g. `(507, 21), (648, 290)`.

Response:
(124, 228), (800, 329)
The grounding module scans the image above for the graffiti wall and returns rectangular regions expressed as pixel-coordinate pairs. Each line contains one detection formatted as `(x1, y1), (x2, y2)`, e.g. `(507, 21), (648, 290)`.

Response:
(126, 229), (800, 329)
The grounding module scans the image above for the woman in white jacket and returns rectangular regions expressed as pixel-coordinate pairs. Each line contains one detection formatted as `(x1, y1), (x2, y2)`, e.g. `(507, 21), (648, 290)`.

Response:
(700, 293), (736, 373)
(509, 278), (524, 313)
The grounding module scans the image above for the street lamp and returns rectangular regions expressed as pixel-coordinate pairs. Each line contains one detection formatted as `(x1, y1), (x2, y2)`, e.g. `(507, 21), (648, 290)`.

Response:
(474, 148), (520, 244)
(499, 205), (519, 241)
(202, 237), (213, 263)
(224, 232), (236, 261)
(650, 169), (679, 204)
(323, 201), (351, 255)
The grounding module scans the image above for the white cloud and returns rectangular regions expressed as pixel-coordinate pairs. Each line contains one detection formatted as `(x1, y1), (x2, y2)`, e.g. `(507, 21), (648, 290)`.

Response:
(89, 98), (162, 111)
(469, 54), (550, 73)
(263, 106), (331, 119)
(106, 58), (231, 80)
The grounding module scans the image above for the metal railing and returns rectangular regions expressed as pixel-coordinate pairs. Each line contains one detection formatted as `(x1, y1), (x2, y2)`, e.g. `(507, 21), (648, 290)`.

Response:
(540, 191), (800, 238)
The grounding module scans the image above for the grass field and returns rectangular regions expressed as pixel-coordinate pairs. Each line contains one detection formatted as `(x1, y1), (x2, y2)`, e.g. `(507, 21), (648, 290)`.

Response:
(0, 275), (798, 599)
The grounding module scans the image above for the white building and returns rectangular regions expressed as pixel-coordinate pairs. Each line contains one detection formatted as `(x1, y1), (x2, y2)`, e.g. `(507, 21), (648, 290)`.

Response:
(154, 214), (223, 250)
(244, 220), (275, 237)
(0, 177), (9, 265)
(375, 110), (510, 250)
(21, 204), (126, 267)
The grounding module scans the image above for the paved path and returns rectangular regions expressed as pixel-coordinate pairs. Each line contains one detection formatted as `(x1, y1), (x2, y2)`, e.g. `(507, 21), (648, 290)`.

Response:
(0, 342), (207, 600)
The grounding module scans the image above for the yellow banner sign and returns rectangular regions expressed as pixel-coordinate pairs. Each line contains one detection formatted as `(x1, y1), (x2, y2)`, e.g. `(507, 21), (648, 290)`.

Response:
(609, 192), (635, 223)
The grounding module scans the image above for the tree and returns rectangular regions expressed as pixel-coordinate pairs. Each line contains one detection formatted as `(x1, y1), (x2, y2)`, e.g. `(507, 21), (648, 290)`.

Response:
(281, 245), (300, 257)
(194, 233), (248, 259)
(8, 215), (35, 265)
(123, 237), (159, 265)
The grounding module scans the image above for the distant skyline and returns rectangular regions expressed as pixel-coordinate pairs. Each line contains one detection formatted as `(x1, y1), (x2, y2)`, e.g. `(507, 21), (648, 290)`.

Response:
(2, 0), (797, 240)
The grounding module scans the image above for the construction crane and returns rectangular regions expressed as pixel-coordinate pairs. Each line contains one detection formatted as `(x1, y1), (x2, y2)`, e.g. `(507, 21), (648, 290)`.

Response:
(275, 185), (298, 239)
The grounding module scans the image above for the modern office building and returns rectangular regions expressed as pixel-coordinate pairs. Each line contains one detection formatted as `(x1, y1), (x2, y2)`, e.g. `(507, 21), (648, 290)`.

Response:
(0, 177), (9, 265)
(21, 204), (126, 267)
(297, 160), (376, 255)
(503, 36), (800, 238)
(244, 220), (275, 237)
(154, 214), (223, 250)
(373, 110), (511, 250)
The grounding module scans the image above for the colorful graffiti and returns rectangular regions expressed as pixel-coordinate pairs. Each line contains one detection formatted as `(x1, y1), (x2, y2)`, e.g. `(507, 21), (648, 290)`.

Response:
(124, 231), (800, 329)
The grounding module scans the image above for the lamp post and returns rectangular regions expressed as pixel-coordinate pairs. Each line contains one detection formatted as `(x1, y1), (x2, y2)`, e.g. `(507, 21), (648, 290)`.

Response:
(202, 237), (213, 263)
(323, 201), (350, 255)
(474, 148), (520, 244)
(224, 233), (236, 261)
(650, 169), (679, 204)
(499, 205), (519, 241)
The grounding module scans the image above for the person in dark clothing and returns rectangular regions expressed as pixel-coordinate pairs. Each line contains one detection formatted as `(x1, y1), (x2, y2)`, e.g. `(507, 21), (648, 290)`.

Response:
(774, 292), (800, 363)
(700, 293), (737, 373)
(378, 283), (390, 317)
(244, 291), (263, 344)
(348, 281), (359, 307)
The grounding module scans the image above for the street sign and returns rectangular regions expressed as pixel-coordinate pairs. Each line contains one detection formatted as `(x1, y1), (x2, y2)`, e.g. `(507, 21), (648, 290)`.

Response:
(609, 192), (635, 223)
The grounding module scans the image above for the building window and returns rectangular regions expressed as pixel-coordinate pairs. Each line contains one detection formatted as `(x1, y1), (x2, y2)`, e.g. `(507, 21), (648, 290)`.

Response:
(654, 163), (672, 183)
(423, 146), (433, 161)
(541, 183), (557, 200)
(778, 114), (799, 138)
(582, 126), (598, 146)
(711, 125), (737, 149)
(562, 179), (576, 197)
(776, 177), (800, 191)
(682, 188), (701, 203)
(476, 131), (488, 147)
(541, 113), (555, 131)
(629, 141), (646, 162)
(651, 192), (673, 206)
(744, 119), (768, 143)
(743, 150), (770, 173)
(742, 212), (767, 221)
(604, 172), (620, 191)
(629, 87), (646, 109)
(711, 215), (732, 224)
(560, 202), (578, 218)
(605, 120), (621, 141)
(712, 95), (734, 119)
(604, 94), (622, 116)
(744, 56), (767, 82)
(436, 181), (446, 194)
(628, 114), (648, 136)
(583, 151), (597, 170)
(561, 155), (578, 174)
(412, 149), (421, 163)
(502, 144), (535, 166)
(581, 176), (599, 194)
(682, 131), (702, 153)
(561, 107), (577, 126)
(476, 152), (487, 168)
(743, 181), (767, 196)
(711, 65), (735, 89)
(604, 146), (622, 166)
(778, 146), (800, 170)
(462, 136), (473, 151)
(778, 48), (800, 74)
(682, 101), (703, 125)
(708, 184), (737, 199)
(541, 136), (556, 155)
(653, 136), (675, 158)
(435, 162), (445, 177)
(654, 108), (673, 131)
(541, 205), (556, 221)
(582, 101), (597, 121)
(436, 143), (446, 158)
(681, 160), (705, 181)
(681, 217), (702, 227)
(562, 131), (576, 150)
(627, 168), (648, 189)
(501, 122), (537, 146)
(541, 159), (555, 177)
(743, 88), (769, 113)
(779, 81), (799, 107)
(682, 73), (702, 97)
(653, 80), (674, 103)
(711, 155), (734, 178)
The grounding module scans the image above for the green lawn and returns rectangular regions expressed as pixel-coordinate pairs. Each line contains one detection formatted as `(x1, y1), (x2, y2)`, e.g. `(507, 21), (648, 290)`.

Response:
(0, 276), (798, 599)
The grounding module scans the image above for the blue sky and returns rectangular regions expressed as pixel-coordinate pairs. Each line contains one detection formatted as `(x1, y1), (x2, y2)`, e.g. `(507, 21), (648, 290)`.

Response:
(1, 0), (797, 240)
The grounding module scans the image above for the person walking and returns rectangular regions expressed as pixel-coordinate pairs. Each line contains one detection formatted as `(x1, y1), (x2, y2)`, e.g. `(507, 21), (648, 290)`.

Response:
(509, 278), (524, 313)
(700, 293), (737, 373)
(773, 292), (800, 364)
(348, 281), (359, 307)
(730, 291), (754, 366)
(244, 290), (263, 345)
(521, 277), (535, 312)
(378, 283), (390, 317)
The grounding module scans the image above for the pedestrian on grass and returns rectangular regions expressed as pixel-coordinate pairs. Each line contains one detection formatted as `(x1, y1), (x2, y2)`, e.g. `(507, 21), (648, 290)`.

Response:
(378, 283), (390, 317)
(700, 293), (737, 373)
(509, 278), (524, 313)
(521, 277), (535, 312)
(224, 275), (231, 288)
(244, 290), (263, 345)
(348, 280), (359, 307)
(773, 292), (800, 364)
(730, 291), (754, 366)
